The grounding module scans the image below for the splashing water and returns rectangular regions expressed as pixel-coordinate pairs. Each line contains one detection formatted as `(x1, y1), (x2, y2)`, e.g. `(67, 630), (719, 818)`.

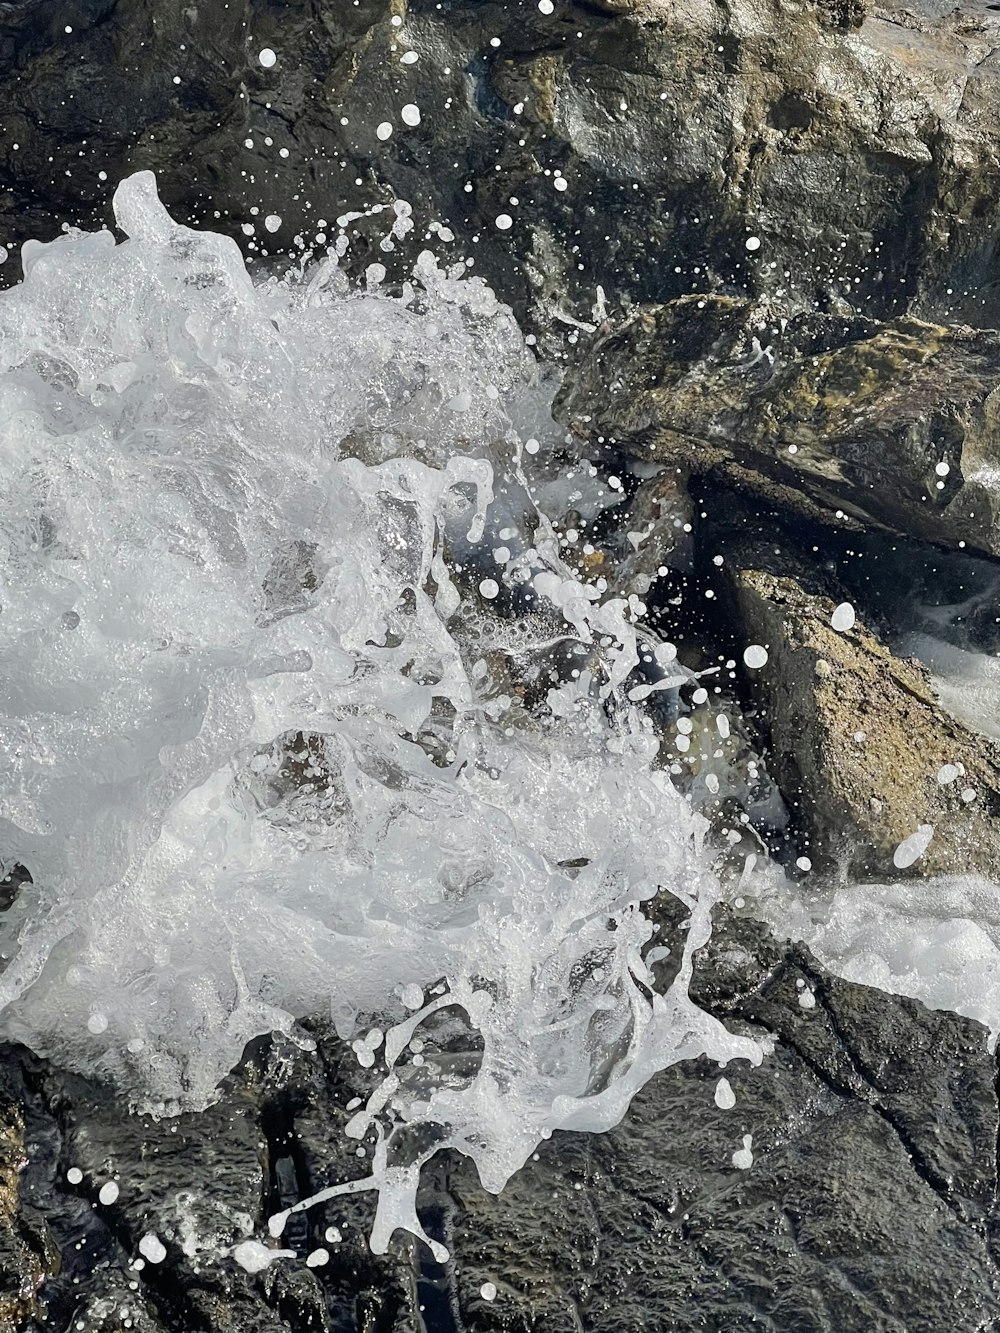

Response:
(0, 173), (759, 1256)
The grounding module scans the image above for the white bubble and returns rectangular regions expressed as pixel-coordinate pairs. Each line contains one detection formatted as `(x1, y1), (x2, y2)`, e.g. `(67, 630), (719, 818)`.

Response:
(99, 1181), (120, 1205)
(743, 645), (768, 669)
(233, 1239), (295, 1273)
(87, 1012), (108, 1035)
(732, 1134), (754, 1170)
(264, 214), (282, 233)
(745, 236), (761, 252)
(66, 1167), (83, 1185)
(400, 51), (419, 64)
(401, 104), (421, 127)
(479, 579), (500, 600)
(138, 1232), (166, 1264)
(892, 824), (934, 869)
(376, 122), (393, 141)
(935, 461), (950, 477)
(716, 714), (731, 739)
(936, 763), (960, 785)
(796, 855), (812, 871)
(524, 437), (540, 454)
(830, 602), (855, 632)
(538, 0), (554, 10)
(797, 986), (816, 1010)
(962, 787), (978, 803)
(258, 48), (277, 68)
(714, 1077), (736, 1110)
(554, 178), (568, 192)
(481, 1282), (498, 1301)
(495, 214), (513, 230)
(306, 1247), (330, 1267)
(324, 1226), (342, 1244)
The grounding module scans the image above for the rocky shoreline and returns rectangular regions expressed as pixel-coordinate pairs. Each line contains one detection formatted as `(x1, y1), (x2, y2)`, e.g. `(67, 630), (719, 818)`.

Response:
(3, 0), (1000, 1328)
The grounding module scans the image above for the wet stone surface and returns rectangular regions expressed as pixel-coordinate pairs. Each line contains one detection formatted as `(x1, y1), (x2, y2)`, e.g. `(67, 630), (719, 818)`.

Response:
(6, 0), (1000, 338)
(0, 913), (996, 1331)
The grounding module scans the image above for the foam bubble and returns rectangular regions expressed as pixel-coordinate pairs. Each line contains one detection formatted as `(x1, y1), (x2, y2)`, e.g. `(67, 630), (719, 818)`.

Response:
(830, 602), (856, 632)
(714, 1077), (736, 1110)
(893, 825), (934, 870)
(138, 1233), (166, 1264)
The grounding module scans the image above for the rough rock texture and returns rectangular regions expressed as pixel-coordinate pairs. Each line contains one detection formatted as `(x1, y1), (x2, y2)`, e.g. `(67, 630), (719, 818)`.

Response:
(713, 540), (1000, 878)
(0, 914), (994, 1331)
(5, 0), (1000, 338)
(445, 912), (1000, 1332)
(556, 295), (1000, 557)
(0, 1063), (48, 1328)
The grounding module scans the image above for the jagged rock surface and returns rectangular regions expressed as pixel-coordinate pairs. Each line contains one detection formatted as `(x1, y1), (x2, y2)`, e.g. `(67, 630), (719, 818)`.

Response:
(711, 540), (1000, 878)
(4, 0), (1000, 338)
(0, 916), (994, 1332)
(556, 296), (1000, 557)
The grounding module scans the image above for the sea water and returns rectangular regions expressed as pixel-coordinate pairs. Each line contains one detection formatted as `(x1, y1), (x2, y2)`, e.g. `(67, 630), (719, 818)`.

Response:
(0, 174), (759, 1257)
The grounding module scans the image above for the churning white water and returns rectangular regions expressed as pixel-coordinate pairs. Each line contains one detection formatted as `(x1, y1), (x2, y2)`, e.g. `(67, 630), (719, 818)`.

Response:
(0, 173), (759, 1257)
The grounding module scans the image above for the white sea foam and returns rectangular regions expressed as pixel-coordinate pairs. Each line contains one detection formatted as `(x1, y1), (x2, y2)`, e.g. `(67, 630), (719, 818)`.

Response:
(749, 870), (1000, 1048)
(0, 173), (759, 1256)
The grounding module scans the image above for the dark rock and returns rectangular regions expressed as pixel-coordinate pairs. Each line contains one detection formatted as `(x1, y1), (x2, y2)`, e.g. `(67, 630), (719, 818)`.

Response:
(557, 296), (1000, 557)
(4, 0), (1000, 339)
(0, 917), (994, 1331)
(443, 911), (1000, 1332)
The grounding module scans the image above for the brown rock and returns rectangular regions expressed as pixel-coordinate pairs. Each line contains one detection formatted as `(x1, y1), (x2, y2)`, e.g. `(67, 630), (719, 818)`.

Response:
(557, 296), (1000, 557)
(723, 543), (1000, 877)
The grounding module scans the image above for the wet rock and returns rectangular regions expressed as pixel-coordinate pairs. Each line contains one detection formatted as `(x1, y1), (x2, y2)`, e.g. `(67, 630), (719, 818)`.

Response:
(718, 539), (1000, 878)
(58, 1271), (172, 1333)
(557, 296), (1000, 557)
(4, 0), (1000, 337)
(0, 920), (995, 1332)
(443, 912), (1000, 1332)
(0, 1059), (49, 1329)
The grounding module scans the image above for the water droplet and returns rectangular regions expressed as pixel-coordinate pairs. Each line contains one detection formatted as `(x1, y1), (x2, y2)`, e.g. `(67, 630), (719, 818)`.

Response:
(830, 602), (855, 632)
(714, 1077), (736, 1110)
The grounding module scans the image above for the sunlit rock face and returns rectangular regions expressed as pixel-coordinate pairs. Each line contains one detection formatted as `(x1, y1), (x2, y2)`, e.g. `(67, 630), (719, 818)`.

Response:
(0, 173), (757, 1254)
(4, 0), (1000, 335)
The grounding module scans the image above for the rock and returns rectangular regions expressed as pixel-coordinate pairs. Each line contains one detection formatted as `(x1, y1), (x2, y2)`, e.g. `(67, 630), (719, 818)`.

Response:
(4, 0), (1000, 338)
(717, 539), (1000, 878)
(442, 912), (1000, 1332)
(557, 296), (1000, 557)
(0, 920), (997, 1331)
(0, 1058), (49, 1330)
